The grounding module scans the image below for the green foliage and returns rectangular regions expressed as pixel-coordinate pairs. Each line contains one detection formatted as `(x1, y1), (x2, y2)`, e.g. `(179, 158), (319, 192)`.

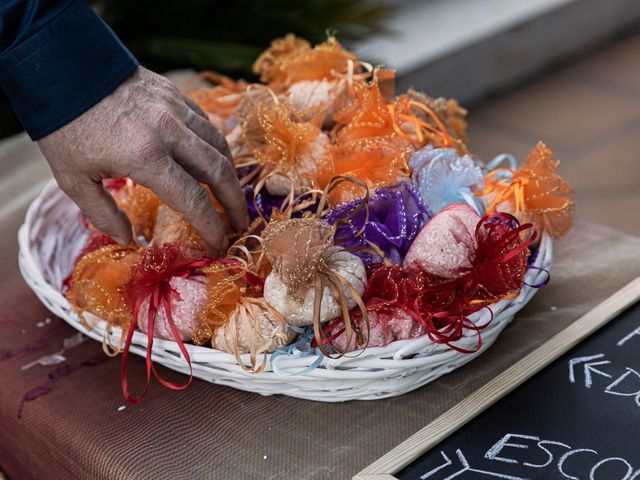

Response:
(95, 0), (392, 77)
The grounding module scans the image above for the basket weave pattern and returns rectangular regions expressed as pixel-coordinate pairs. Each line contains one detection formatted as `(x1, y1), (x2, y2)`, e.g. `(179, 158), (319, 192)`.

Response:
(18, 182), (552, 401)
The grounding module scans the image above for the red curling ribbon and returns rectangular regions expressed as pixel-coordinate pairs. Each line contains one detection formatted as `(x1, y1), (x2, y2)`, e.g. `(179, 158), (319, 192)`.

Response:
(317, 213), (536, 353)
(120, 243), (213, 404)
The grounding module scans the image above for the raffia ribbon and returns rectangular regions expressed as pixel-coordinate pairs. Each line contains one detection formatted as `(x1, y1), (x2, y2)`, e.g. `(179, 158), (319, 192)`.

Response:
(261, 176), (373, 357)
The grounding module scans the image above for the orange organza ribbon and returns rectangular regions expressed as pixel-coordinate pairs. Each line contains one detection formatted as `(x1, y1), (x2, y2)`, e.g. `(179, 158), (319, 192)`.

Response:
(481, 142), (574, 238)
(111, 181), (161, 241)
(241, 95), (333, 194)
(197, 243), (287, 372)
(333, 76), (453, 150)
(333, 77), (396, 144)
(66, 244), (142, 355)
(253, 34), (356, 89)
(313, 137), (411, 205)
(182, 71), (248, 124)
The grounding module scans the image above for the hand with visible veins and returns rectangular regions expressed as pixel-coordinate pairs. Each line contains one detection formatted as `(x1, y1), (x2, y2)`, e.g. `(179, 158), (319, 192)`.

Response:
(37, 66), (248, 256)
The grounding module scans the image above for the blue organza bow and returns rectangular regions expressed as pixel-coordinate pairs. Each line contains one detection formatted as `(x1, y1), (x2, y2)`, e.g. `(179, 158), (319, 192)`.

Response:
(411, 145), (484, 214)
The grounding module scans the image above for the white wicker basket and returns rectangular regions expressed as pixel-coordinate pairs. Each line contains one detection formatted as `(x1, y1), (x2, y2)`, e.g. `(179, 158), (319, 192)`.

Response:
(18, 181), (552, 402)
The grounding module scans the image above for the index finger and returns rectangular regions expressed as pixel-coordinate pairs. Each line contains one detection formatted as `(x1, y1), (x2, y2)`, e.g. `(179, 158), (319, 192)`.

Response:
(183, 96), (234, 162)
(166, 122), (249, 232)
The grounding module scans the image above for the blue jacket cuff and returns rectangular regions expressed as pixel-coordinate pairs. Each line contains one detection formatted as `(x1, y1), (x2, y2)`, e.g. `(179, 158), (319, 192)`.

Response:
(0, 0), (139, 140)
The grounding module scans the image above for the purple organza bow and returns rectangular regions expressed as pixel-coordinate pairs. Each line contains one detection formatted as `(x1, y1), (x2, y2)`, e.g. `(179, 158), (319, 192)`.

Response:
(325, 183), (432, 265)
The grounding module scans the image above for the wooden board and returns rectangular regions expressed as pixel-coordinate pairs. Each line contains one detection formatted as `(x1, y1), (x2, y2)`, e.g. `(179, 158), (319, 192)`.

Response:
(355, 277), (640, 479)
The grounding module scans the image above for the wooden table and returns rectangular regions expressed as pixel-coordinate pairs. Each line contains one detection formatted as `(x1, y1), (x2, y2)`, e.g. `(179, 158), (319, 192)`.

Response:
(1, 133), (640, 480)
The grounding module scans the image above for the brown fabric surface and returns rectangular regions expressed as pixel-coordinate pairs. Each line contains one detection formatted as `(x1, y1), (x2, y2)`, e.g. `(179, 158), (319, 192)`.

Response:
(1, 134), (640, 480)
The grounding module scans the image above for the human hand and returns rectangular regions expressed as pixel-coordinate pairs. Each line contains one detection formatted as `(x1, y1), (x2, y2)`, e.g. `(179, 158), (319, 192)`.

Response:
(37, 66), (248, 256)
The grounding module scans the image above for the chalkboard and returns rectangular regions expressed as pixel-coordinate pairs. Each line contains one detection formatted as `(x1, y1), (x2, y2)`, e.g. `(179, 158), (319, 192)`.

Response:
(356, 278), (640, 480)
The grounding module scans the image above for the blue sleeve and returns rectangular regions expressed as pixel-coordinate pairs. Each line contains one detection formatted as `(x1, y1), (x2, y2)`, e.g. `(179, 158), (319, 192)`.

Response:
(0, 0), (139, 140)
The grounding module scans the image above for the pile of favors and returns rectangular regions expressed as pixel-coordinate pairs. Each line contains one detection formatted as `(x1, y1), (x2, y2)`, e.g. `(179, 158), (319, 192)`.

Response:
(65, 35), (574, 401)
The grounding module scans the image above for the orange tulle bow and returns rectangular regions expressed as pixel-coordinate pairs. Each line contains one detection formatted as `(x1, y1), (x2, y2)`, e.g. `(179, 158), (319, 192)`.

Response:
(333, 75), (455, 150)
(481, 142), (574, 238)
(110, 180), (161, 241)
(253, 34), (356, 89)
(66, 244), (142, 353)
(333, 76), (396, 144)
(313, 136), (411, 204)
(182, 71), (248, 132)
(242, 98), (333, 194)
(197, 245), (288, 372)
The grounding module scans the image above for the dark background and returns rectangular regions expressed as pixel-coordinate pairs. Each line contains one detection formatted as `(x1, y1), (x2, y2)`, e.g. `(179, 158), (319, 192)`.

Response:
(0, 0), (392, 138)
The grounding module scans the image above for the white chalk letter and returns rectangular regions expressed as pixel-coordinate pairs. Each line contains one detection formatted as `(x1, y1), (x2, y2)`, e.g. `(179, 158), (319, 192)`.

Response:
(485, 434), (539, 465)
(605, 368), (640, 398)
(558, 449), (598, 480)
(617, 326), (640, 347)
(523, 440), (571, 468)
(590, 457), (633, 480)
(568, 354), (612, 388)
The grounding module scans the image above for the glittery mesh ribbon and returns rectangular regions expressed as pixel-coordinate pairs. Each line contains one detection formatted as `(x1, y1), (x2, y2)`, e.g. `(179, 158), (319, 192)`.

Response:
(240, 94), (333, 193)
(120, 243), (213, 403)
(332, 75), (456, 152)
(181, 71), (248, 123)
(196, 238), (288, 372)
(253, 34), (356, 89)
(262, 177), (371, 356)
(315, 136), (411, 204)
(252, 101), (326, 168)
(66, 244), (141, 355)
(74, 229), (118, 264)
(195, 260), (244, 346)
(470, 213), (536, 300)
(325, 182), (431, 265)
(333, 77), (397, 144)
(481, 142), (574, 238)
(262, 216), (336, 299)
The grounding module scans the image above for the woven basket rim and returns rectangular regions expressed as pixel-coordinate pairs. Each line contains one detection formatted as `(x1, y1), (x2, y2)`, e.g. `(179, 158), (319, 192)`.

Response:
(17, 181), (553, 399)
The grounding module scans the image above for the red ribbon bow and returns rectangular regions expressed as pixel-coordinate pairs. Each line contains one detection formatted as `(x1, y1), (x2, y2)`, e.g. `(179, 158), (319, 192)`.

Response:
(121, 243), (212, 404)
(318, 213), (536, 354)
